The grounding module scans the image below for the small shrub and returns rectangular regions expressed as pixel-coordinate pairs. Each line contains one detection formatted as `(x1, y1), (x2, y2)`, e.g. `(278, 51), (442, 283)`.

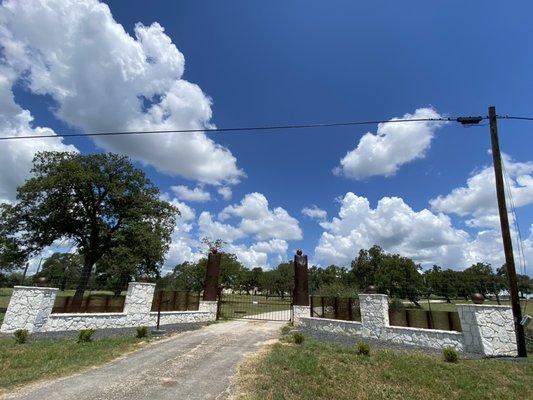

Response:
(356, 341), (370, 356)
(280, 324), (292, 336)
(136, 326), (149, 338)
(293, 332), (305, 344)
(78, 329), (95, 343)
(443, 347), (458, 363)
(14, 329), (29, 344)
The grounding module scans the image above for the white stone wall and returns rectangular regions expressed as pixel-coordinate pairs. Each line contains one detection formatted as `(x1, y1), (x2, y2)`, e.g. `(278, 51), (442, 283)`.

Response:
(299, 294), (518, 356)
(122, 282), (156, 326)
(359, 294), (389, 339)
(149, 311), (213, 325)
(44, 313), (129, 331)
(1, 282), (217, 334)
(293, 305), (310, 325)
(299, 316), (362, 336)
(383, 326), (464, 351)
(457, 304), (517, 356)
(1, 286), (58, 332)
(198, 300), (218, 315)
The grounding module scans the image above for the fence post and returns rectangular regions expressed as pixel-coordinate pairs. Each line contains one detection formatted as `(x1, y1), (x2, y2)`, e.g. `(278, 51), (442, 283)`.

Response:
(457, 304), (517, 356)
(348, 298), (353, 321)
(358, 293), (390, 339)
(123, 281), (156, 326)
(0, 286), (58, 333)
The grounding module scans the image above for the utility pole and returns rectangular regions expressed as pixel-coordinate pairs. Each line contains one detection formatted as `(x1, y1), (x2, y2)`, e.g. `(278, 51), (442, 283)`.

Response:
(488, 106), (527, 357)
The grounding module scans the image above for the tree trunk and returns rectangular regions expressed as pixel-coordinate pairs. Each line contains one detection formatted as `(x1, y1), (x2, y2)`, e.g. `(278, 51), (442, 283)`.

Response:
(71, 257), (94, 311)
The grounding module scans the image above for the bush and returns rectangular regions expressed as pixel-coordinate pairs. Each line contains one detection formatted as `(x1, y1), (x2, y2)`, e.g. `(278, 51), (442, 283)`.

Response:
(293, 332), (305, 344)
(14, 329), (29, 344)
(280, 324), (292, 336)
(356, 342), (370, 356)
(136, 326), (149, 338)
(443, 347), (459, 363)
(77, 329), (95, 343)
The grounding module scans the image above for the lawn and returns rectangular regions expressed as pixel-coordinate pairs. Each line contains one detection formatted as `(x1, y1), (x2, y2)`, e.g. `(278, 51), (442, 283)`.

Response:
(233, 330), (533, 400)
(0, 334), (150, 393)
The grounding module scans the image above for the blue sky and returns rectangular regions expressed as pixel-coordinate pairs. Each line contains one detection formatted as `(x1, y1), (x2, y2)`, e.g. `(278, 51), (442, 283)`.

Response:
(1, 0), (532, 273)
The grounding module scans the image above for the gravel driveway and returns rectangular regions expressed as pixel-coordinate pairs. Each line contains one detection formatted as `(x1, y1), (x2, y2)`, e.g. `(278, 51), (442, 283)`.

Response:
(4, 320), (281, 400)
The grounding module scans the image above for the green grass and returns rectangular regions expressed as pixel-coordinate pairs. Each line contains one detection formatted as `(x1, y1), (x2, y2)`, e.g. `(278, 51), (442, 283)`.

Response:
(0, 335), (149, 393)
(234, 337), (533, 400)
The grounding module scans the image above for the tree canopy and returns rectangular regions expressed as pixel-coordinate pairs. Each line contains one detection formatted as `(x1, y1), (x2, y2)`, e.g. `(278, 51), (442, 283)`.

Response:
(0, 151), (178, 305)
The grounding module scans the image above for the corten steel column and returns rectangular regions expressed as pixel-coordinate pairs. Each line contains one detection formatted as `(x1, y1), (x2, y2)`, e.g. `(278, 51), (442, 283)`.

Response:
(293, 249), (309, 306)
(203, 250), (222, 301)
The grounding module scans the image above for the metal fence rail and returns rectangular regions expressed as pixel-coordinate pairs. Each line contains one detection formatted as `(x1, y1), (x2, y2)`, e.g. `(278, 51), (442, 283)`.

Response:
(389, 309), (462, 332)
(52, 294), (126, 313)
(310, 296), (361, 322)
(151, 290), (200, 312)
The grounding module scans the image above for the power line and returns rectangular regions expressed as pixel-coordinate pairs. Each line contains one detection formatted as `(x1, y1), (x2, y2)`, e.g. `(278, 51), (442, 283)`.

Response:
(0, 116), (474, 141)
(498, 115), (533, 121)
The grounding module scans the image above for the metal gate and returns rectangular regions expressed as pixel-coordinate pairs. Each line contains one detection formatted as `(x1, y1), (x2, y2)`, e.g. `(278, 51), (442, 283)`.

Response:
(217, 293), (292, 321)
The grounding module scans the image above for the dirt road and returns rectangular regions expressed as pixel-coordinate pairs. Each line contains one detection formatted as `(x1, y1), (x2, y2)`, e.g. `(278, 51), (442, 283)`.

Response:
(4, 320), (281, 400)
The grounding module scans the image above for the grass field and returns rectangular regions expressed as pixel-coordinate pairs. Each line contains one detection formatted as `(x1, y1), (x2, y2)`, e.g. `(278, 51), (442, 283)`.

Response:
(233, 329), (533, 400)
(0, 335), (150, 393)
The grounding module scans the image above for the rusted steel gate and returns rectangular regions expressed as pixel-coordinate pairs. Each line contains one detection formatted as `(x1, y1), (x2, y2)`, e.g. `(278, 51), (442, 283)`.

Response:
(217, 293), (292, 321)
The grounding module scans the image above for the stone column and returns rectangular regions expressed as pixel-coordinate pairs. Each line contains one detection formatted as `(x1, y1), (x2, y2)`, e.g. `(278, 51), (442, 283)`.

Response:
(123, 282), (156, 326)
(358, 293), (389, 339)
(457, 304), (517, 356)
(0, 286), (58, 333)
(198, 300), (218, 321)
(203, 251), (221, 301)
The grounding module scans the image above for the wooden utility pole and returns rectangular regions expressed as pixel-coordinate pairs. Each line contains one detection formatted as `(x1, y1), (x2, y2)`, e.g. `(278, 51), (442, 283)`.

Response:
(488, 106), (527, 357)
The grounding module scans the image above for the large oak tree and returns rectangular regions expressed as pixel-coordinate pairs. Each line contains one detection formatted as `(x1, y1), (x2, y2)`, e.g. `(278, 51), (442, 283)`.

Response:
(0, 152), (178, 307)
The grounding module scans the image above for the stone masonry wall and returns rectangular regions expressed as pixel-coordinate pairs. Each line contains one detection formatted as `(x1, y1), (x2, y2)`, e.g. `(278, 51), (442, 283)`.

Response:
(359, 294), (389, 339)
(457, 304), (517, 356)
(1, 286), (58, 332)
(297, 294), (517, 356)
(1, 282), (217, 334)
(293, 305), (310, 325)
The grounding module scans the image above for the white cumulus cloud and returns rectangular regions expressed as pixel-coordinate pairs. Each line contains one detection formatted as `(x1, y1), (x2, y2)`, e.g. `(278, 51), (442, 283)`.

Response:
(0, 0), (243, 186)
(314, 192), (469, 268)
(217, 186), (232, 201)
(219, 193), (302, 241)
(302, 205), (327, 220)
(334, 108), (447, 179)
(0, 67), (78, 202)
(171, 185), (211, 203)
(430, 154), (533, 229)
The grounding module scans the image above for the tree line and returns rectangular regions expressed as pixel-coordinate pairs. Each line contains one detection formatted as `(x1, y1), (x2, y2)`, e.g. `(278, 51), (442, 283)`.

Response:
(3, 245), (531, 306)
